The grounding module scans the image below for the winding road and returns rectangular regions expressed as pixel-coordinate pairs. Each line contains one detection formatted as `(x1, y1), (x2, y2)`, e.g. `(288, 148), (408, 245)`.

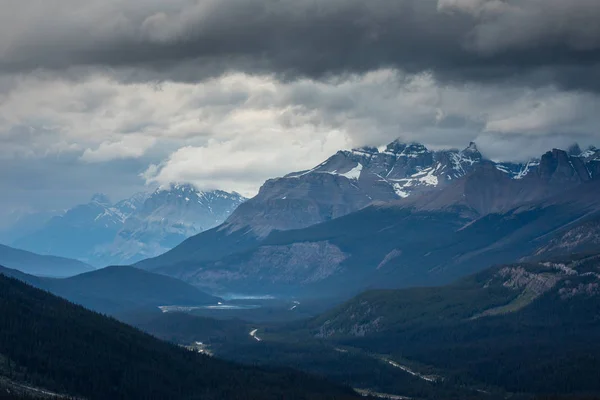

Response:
(249, 329), (262, 341)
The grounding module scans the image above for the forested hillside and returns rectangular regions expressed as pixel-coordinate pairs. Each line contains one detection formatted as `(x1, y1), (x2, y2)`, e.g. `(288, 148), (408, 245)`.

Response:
(160, 254), (600, 399)
(0, 272), (361, 400)
(0, 265), (219, 315)
(275, 253), (600, 395)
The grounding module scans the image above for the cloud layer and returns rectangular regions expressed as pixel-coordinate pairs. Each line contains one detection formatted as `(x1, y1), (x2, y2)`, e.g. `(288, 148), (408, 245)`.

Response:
(3, 70), (598, 201)
(1, 0), (599, 89)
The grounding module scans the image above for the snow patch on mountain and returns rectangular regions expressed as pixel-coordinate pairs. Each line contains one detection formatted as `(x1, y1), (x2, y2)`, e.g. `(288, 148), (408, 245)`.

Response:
(337, 163), (363, 180)
(279, 140), (565, 203)
(514, 160), (541, 180)
(413, 167), (439, 186)
(393, 184), (410, 198)
(389, 167), (441, 196)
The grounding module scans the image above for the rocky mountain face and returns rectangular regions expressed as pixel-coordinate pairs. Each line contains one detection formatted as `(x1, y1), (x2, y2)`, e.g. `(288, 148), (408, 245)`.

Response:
(94, 185), (246, 265)
(309, 253), (600, 338)
(534, 216), (600, 258)
(10, 184), (246, 266)
(208, 140), (600, 238)
(395, 144), (599, 216)
(135, 141), (520, 270)
(138, 141), (600, 297)
(146, 182), (600, 296)
(224, 141), (488, 237)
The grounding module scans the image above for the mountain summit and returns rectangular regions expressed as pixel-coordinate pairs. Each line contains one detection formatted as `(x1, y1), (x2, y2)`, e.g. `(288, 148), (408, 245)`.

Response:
(221, 141), (488, 238)
(223, 140), (600, 237)
(10, 184), (246, 266)
(137, 140), (600, 297)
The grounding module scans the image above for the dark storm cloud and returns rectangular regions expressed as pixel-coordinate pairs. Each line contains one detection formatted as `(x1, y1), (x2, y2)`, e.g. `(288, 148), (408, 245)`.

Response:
(1, 0), (599, 90)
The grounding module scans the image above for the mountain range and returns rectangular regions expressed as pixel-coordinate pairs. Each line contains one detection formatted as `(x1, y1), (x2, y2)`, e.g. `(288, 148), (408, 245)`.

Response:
(0, 243), (94, 277)
(136, 140), (600, 297)
(0, 264), (219, 315)
(2, 139), (599, 400)
(5, 184), (246, 266)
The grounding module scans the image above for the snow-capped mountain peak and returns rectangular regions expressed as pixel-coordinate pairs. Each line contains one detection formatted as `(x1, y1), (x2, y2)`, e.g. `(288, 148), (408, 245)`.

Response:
(350, 146), (379, 157)
(575, 145), (600, 160)
(400, 143), (430, 158)
(275, 140), (600, 207)
(383, 139), (409, 155)
(151, 183), (246, 207)
(463, 141), (479, 154)
(11, 183), (247, 266)
(114, 192), (150, 216)
(157, 182), (198, 194)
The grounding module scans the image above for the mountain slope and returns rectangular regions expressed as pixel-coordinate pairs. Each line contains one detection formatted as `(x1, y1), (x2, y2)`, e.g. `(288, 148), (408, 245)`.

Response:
(0, 243), (94, 277)
(0, 265), (219, 315)
(0, 272), (361, 400)
(224, 141), (599, 236)
(150, 206), (469, 294)
(123, 310), (254, 347)
(12, 185), (246, 266)
(137, 142), (600, 295)
(95, 185), (247, 265)
(264, 253), (600, 396)
(146, 178), (600, 297)
(305, 256), (594, 337)
(157, 253), (600, 399)
(135, 222), (262, 272)
(135, 141), (486, 271)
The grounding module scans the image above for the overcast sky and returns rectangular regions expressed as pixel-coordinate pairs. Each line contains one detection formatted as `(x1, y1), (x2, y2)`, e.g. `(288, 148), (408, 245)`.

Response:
(1, 0), (600, 219)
